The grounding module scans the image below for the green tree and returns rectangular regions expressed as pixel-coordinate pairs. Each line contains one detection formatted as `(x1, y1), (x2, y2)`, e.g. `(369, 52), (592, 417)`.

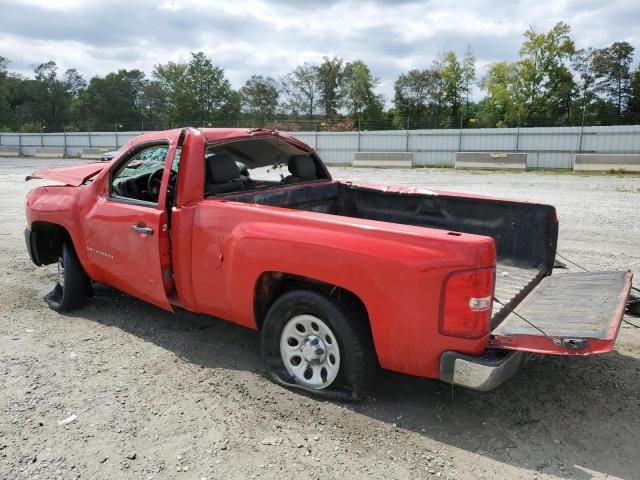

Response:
(153, 53), (235, 126)
(592, 41), (635, 115)
(478, 61), (525, 127)
(517, 21), (575, 121)
(153, 61), (190, 125)
(62, 68), (87, 129)
(340, 60), (383, 124)
(440, 51), (465, 123)
(572, 48), (598, 110)
(0, 56), (15, 130)
(80, 69), (146, 130)
(31, 61), (71, 130)
(316, 56), (343, 118)
(628, 65), (640, 122)
(393, 68), (443, 127)
(461, 46), (476, 115)
(186, 51), (233, 125)
(140, 80), (167, 129)
(282, 63), (320, 119)
(240, 75), (279, 125)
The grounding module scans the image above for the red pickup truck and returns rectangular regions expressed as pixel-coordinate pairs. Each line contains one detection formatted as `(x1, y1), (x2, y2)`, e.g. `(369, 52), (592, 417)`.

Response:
(25, 128), (633, 401)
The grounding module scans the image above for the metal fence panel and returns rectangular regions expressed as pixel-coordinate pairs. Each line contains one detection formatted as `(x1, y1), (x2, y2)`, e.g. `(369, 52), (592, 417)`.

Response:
(360, 131), (407, 152)
(1, 126), (639, 169)
(409, 130), (459, 154)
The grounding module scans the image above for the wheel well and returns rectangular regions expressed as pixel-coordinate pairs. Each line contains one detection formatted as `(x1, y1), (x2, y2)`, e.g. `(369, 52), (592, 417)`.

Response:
(31, 222), (71, 265)
(253, 272), (370, 332)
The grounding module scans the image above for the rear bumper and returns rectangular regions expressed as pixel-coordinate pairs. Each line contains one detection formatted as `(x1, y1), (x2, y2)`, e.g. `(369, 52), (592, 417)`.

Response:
(440, 349), (529, 391)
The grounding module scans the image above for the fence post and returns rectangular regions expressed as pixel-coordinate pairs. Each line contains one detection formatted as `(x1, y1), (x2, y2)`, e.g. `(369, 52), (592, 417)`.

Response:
(314, 122), (318, 150)
(88, 129), (92, 148)
(515, 121), (520, 151)
(405, 117), (410, 152)
(578, 109), (586, 154)
(63, 130), (67, 158)
(18, 132), (22, 155)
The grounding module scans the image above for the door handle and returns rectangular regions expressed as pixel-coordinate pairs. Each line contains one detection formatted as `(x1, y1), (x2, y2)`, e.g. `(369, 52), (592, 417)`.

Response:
(131, 224), (154, 235)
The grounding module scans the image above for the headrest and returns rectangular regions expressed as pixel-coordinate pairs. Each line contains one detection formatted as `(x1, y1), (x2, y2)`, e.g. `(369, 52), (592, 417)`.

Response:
(288, 155), (317, 179)
(206, 154), (240, 183)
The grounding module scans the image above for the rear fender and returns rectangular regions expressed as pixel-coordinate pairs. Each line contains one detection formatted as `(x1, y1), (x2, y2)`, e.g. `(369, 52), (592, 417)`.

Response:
(220, 220), (494, 377)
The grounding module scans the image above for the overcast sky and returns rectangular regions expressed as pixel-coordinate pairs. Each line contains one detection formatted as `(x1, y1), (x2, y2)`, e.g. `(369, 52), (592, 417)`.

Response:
(1, 0), (639, 102)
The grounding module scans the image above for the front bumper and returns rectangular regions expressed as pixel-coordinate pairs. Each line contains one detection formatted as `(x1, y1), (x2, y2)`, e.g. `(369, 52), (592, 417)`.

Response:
(440, 349), (529, 391)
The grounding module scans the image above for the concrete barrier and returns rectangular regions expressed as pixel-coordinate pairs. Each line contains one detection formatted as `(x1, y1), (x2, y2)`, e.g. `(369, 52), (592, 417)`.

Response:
(81, 147), (112, 159)
(353, 152), (414, 168)
(455, 152), (527, 170)
(574, 154), (640, 172)
(0, 146), (20, 156)
(35, 147), (65, 158)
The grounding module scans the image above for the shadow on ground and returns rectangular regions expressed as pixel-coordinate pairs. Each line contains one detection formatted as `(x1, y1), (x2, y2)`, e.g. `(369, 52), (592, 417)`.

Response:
(69, 284), (640, 480)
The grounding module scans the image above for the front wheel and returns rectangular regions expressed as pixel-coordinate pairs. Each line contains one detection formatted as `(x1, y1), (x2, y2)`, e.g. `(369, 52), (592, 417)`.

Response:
(260, 289), (376, 402)
(46, 242), (91, 311)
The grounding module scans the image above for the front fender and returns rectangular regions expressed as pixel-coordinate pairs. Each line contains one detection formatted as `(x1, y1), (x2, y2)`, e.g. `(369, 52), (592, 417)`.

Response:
(25, 184), (94, 277)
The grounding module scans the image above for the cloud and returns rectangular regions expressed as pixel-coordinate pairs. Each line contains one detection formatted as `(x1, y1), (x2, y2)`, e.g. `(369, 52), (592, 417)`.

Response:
(0, 0), (638, 105)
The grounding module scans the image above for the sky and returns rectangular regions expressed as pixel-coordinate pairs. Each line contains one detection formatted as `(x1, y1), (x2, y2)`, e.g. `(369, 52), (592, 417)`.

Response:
(1, 0), (639, 103)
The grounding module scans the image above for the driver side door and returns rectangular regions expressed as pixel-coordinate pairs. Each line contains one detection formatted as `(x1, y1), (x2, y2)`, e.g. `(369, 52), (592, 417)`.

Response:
(83, 141), (177, 311)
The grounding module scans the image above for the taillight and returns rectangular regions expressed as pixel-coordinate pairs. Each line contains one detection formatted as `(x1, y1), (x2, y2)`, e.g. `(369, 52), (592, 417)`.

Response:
(439, 268), (495, 338)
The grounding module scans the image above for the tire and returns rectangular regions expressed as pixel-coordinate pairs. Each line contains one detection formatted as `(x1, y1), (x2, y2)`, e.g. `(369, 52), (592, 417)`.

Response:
(260, 289), (376, 402)
(45, 242), (92, 311)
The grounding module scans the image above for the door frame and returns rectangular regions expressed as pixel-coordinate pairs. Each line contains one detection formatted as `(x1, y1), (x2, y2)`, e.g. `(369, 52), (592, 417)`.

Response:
(84, 135), (182, 310)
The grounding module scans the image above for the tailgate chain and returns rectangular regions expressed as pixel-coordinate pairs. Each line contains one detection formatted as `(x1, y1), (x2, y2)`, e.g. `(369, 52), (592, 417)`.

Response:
(492, 297), (549, 336)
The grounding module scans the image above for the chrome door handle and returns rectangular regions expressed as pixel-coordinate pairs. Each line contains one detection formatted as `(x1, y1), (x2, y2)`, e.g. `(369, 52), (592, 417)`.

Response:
(131, 224), (154, 235)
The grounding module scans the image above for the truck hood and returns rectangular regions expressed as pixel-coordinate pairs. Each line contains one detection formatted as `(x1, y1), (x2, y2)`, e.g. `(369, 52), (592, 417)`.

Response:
(26, 162), (107, 186)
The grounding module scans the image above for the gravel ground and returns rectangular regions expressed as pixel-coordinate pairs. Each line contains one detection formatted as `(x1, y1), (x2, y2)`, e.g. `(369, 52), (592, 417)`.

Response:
(1, 157), (639, 480)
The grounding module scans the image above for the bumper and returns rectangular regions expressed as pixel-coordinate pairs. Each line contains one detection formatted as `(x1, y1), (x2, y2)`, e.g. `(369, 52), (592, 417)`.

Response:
(24, 227), (41, 266)
(440, 349), (529, 391)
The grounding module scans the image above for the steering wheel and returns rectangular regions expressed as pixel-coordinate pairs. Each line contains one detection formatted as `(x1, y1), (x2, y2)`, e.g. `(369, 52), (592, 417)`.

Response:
(148, 169), (177, 204)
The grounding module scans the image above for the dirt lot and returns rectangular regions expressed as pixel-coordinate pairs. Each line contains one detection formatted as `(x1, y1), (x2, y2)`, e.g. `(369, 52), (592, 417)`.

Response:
(1, 157), (639, 480)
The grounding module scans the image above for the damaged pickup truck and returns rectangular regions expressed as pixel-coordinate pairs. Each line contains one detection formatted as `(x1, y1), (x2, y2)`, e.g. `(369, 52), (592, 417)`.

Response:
(25, 128), (634, 401)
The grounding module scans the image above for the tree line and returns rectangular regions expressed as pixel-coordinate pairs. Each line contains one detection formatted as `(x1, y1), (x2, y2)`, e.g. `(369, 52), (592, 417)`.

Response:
(0, 22), (639, 132)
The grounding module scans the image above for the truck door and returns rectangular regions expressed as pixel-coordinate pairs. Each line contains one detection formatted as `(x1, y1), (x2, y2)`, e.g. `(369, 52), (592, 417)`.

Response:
(83, 139), (180, 311)
(490, 271), (633, 355)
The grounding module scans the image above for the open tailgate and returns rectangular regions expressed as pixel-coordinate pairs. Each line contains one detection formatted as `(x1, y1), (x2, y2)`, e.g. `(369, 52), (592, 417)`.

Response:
(490, 271), (633, 355)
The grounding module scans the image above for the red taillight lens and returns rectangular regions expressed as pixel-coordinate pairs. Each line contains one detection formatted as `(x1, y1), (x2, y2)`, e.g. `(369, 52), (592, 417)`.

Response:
(439, 268), (495, 338)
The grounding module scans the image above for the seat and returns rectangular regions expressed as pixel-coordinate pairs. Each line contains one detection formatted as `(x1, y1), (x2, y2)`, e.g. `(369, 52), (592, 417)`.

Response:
(283, 155), (317, 184)
(205, 154), (247, 195)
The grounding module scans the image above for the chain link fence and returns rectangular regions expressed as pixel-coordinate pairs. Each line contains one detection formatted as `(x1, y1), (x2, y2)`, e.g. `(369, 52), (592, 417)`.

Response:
(7, 111), (640, 134)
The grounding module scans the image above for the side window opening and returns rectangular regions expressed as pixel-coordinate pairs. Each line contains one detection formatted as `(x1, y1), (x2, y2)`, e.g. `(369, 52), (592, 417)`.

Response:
(110, 144), (180, 207)
(203, 137), (324, 197)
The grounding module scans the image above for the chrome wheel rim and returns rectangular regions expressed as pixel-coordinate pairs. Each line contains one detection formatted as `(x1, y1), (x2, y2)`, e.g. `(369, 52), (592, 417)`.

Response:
(279, 314), (341, 390)
(57, 257), (65, 288)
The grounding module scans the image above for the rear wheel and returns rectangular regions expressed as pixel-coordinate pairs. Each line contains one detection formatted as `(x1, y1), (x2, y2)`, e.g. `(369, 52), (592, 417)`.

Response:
(46, 242), (91, 311)
(260, 289), (376, 402)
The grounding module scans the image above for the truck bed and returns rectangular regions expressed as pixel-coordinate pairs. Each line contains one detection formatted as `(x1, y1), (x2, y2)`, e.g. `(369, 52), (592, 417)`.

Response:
(226, 181), (558, 326)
